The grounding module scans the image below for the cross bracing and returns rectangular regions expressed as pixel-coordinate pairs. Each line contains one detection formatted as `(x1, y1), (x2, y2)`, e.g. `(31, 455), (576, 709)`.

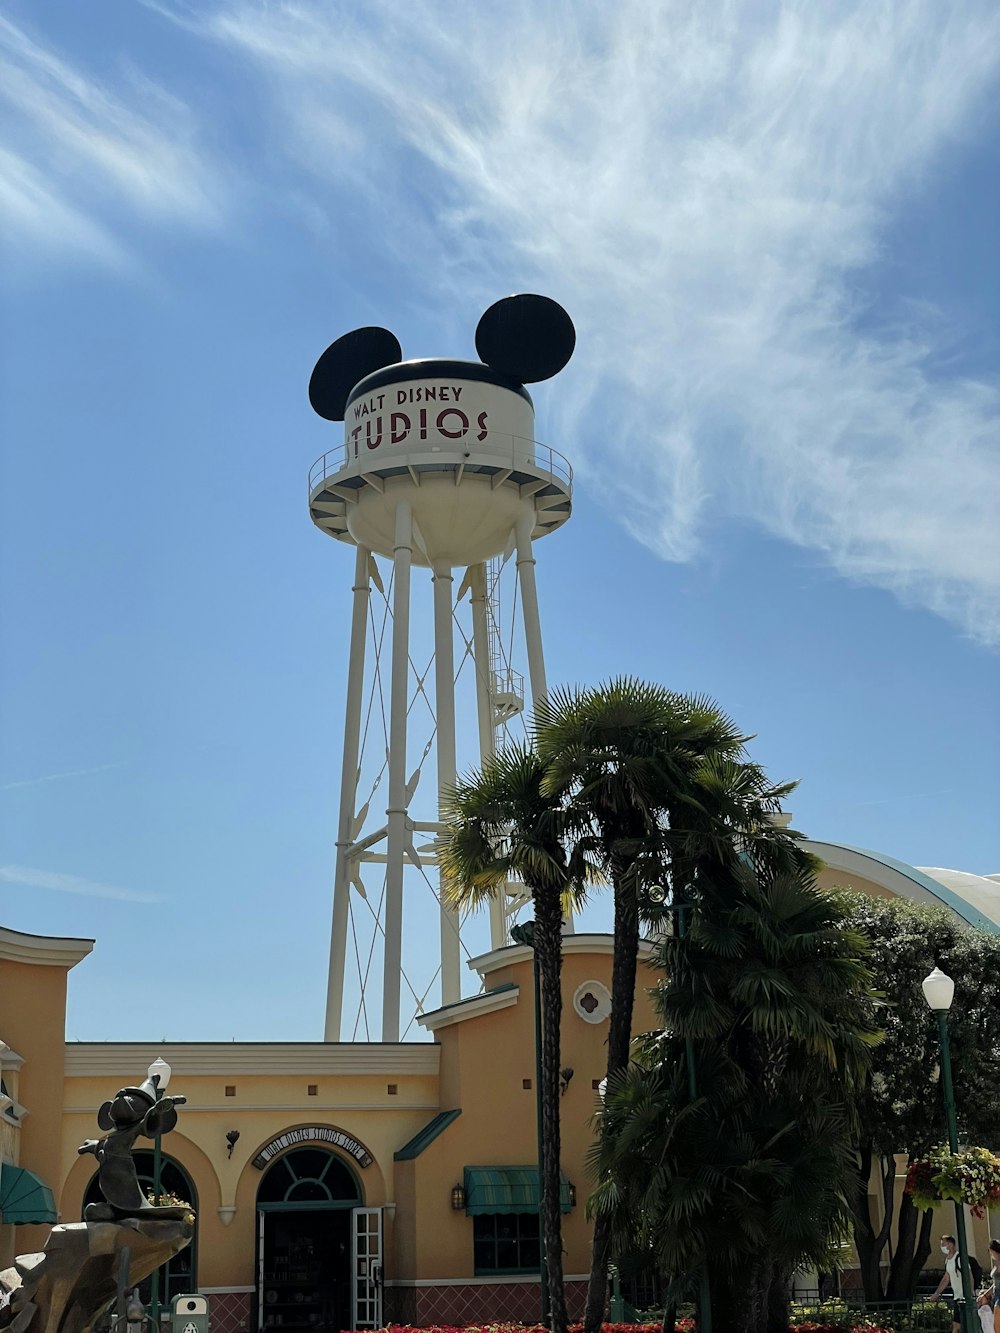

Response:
(327, 548), (540, 1042)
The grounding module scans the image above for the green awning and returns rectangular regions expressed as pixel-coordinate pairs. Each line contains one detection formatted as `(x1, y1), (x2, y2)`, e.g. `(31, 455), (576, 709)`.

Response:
(0, 1164), (57, 1224)
(463, 1166), (571, 1215)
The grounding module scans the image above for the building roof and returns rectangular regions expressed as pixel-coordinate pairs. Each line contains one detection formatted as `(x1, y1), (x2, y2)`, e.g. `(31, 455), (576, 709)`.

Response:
(466, 932), (657, 983)
(417, 983), (519, 1033)
(0, 925), (93, 968)
(64, 1041), (440, 1076)
(394, 1108), (462, 1160)
(917, 866), (1000, 930)
(803, 840), (1000, 933)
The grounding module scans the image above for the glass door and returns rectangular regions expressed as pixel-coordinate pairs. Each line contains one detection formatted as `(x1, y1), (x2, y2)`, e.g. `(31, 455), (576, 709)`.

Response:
(257, 1211), (266, 1333)
(351, 1208), (382, 1330)
(259, 1211), (350, 1333)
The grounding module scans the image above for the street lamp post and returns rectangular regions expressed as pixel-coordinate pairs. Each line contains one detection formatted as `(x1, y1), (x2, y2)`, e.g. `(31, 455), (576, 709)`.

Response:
(147, 1056), (172, 1331)
(922, 968), (977, 1333)
(510, 921), (550, 1327)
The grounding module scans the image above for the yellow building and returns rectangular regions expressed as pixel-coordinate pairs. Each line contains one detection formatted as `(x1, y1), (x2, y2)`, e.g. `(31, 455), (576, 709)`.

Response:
(1, 925), (658, 1330)
(3, 841), (997, 1330)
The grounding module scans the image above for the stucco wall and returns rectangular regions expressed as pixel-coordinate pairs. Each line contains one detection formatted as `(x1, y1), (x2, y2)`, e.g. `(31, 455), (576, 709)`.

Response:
(404, 947), (661, 1283)
(58, 1060), (439, 1290)
(0, 931), (664, 1297)
(0, 955), (73, 1259)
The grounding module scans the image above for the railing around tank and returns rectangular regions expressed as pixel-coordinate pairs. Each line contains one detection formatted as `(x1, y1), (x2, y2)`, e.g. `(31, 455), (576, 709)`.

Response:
(308, 434), (573, 495)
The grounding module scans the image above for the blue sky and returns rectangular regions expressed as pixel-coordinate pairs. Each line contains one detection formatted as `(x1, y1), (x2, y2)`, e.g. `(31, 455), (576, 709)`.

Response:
(1, 1), (998, 1042)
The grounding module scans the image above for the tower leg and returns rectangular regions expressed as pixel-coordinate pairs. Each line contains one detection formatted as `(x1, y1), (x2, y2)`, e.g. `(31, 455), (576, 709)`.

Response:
(515, 510), (548, 703)
(470, 563), (506, 949)
(325, 545), (371, 1041)
(433, 561), (461, 1007)
(383, 500), (412, 1042)
(515, 510), (573, 930)
(470, 564), (496, 762)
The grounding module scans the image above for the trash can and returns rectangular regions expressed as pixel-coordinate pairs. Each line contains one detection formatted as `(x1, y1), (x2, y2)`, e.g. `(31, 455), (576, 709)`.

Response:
(170, 1294), (209, 1333)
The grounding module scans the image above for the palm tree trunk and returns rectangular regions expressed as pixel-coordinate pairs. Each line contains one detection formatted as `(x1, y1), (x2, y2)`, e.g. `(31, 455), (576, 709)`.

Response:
(607, 876), (640, 1077)
(534, 886), (568, 1333)
(707, 1265), (741, 1333)
(724, 1258), (787, 1333)
(583, 873), (641, 1333)
(707, 1262), (784, 1333)
(764, 1262), (790, 1333)
(582, 1214), (612, 1333)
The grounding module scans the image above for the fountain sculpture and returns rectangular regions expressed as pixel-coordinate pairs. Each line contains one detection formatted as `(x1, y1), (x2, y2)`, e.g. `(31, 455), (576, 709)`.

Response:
(0, 1070), (194, 1333)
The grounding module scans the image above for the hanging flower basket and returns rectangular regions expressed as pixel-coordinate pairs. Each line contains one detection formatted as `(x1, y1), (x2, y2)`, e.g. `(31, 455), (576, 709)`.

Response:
(905, 1145), (1000, 1217)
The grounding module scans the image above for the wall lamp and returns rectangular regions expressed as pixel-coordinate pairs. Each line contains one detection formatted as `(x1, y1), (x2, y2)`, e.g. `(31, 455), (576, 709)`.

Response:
(226, 1129), (241, 1158)
(559, 1067), (574, 1096)
(568, 1183), (577, 1208)
(451, 1183), (466, 1210)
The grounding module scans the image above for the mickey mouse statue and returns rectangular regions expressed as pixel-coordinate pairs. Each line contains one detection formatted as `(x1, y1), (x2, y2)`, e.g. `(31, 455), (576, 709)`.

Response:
(78, 1071), (189, 1222)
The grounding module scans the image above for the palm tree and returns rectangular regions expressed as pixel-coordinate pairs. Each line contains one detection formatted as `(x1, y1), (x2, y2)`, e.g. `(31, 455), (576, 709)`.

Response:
(533, 680), (787, 1332)
(440, 744), (595, 1333)
(590, 846), (880, 1333)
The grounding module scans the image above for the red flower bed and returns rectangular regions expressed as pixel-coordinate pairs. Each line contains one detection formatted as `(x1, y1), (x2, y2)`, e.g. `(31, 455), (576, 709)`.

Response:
(791, 1323), (894, 1333)
(339, 1327), (667, 1333)
(355, 1327), (667, 1333)
(337, 1322), (892, 1333)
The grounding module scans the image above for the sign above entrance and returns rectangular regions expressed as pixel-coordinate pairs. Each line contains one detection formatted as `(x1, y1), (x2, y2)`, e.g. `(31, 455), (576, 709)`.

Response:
(252, 1127), (373, 1169)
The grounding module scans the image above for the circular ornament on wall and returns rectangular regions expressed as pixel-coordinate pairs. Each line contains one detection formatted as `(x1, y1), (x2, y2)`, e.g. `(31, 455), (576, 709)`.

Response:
(573, 980), (611, 1024)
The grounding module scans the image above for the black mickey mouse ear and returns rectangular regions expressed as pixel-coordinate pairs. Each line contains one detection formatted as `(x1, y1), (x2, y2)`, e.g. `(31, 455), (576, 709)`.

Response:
(309, 326), (403, 421)
(97, 1101), (115, 1131)
(475, 294), (575, 383)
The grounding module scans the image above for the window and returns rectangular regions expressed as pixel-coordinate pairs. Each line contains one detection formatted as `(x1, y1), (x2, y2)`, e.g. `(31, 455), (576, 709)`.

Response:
(83, 1151), (197, 1303)
(256, 1147), (361, 1204)
(473, 1212), (540, 1275)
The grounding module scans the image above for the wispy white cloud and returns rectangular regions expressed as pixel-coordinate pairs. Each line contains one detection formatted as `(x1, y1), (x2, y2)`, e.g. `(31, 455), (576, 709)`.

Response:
(0, 145), (124, 265)
(0, 14), (224, 265)
(178, 0), (1000, 644)
(0, 864), (161, 904)
(0, 760), (131, 792)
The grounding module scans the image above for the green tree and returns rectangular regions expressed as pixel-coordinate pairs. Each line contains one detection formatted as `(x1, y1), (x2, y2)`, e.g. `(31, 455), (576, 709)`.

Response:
(533, 680), (791, 1332)
(440, 744), (594, 1333)
(835, 893), (1000, 1300)
(592, 849), (881, 1333)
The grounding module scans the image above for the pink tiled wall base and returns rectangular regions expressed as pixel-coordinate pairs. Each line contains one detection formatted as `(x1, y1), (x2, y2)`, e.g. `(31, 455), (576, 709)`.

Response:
(207, 1291), (252, 1333)
(387, 1279), (589, 1327)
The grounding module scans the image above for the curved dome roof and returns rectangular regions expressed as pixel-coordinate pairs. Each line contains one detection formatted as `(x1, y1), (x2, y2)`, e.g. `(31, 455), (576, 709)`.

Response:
(801, 840), (1000, 933)
(917, 866), (1000, 929)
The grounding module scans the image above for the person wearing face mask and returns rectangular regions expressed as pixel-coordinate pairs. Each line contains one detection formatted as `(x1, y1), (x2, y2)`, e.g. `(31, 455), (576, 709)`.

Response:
(931, 1234), (971, 1333)
(976, 1238), (1000, 1332)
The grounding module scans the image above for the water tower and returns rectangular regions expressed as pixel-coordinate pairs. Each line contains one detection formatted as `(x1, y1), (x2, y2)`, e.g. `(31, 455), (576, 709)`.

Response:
(307, 296), (575, 1041)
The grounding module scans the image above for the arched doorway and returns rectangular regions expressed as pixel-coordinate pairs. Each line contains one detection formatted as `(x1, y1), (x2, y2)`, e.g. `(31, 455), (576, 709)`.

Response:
(256, 1146), (377, 1333)
(83, 1151), (198, 1303)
